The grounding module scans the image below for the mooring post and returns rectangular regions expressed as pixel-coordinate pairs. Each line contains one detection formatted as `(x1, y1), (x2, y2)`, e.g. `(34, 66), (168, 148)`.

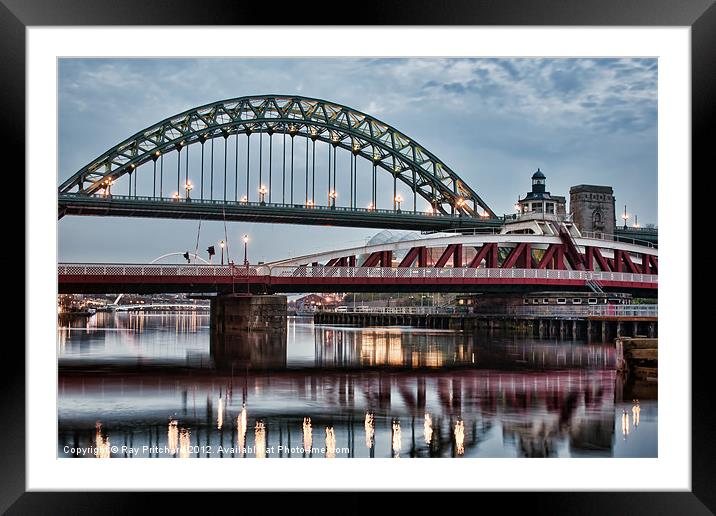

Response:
(615, 337), (625, 373)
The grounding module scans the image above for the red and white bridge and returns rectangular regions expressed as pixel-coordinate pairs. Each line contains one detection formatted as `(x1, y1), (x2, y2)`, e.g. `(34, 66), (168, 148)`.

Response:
(58, 231), (657, 295)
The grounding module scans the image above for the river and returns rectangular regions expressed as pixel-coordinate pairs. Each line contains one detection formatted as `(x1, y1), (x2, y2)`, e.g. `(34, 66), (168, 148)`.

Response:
(57, 312), (656, 458)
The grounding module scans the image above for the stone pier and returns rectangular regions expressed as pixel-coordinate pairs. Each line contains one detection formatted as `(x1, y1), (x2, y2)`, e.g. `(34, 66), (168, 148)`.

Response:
(210, 294), (287, 334)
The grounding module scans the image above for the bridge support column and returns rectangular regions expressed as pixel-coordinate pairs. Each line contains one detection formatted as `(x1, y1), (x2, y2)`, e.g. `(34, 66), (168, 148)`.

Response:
(211, 294), (287, 335)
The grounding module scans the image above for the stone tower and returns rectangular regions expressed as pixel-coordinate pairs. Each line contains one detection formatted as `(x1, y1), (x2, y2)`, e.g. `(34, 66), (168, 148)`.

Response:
(569, 185), (616, 238)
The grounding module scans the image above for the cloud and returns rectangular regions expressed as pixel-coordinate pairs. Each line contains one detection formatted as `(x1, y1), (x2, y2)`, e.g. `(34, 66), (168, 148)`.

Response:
(58, 57), (657, 262)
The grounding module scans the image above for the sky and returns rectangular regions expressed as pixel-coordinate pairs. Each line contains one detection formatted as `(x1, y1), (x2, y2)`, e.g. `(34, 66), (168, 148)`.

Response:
(58, 58), (657, 264)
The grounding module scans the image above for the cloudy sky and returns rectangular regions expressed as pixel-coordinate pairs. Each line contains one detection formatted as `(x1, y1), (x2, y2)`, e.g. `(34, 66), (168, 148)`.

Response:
(58, 58), (657, 263)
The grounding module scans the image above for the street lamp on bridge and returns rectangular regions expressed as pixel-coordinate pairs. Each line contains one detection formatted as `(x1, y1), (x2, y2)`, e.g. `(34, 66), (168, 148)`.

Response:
(456, 197), (466, 216)
(219, 240), (225, 265)
(102, 178), (114, 197)
(184, 180), (193, 200)
(395, 194), (402, 213)
(259, 185), (268, 205)
(329, 190), (337, 209)
(622, 205), (629, 229)
(243, 234), (249, 266)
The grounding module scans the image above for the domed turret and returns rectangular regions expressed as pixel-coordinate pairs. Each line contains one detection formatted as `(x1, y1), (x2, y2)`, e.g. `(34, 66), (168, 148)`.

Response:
(531, 168), (546, 193)
(514, 168), (566, 218)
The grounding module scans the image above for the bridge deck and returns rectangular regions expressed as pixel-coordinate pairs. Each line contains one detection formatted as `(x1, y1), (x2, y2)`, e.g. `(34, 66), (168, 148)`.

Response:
(58, 264), (658, 295)
(58, 194), (504, 231)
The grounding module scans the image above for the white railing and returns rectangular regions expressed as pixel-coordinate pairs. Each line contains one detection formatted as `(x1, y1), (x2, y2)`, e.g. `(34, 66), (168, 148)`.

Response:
(580, 230), (658, 249)
(510, 304), (658, 318)
(268, 266), (657, 284)
(325, 306), (456, 315)
(58, 264), (658, 285)
(113, 303), (210, 311)
(58, 264), (259, 277)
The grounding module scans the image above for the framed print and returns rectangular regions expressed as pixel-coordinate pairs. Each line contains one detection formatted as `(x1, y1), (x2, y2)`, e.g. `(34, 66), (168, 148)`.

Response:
(6, 0), (711, 512)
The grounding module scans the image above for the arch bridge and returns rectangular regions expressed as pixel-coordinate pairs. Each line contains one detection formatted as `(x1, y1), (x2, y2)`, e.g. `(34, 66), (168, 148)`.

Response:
(59, 95), (499, 231)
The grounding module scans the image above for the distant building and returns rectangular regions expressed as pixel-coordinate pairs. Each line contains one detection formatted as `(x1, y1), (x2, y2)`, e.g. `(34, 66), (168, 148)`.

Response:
(516, 169), (567, 216)
(569, 185), (616, 238)
(294, 294), (341, 313)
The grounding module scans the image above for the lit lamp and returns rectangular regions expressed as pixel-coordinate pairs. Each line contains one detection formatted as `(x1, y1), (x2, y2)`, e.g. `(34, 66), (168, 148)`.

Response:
(172, 192), (180, 201)
(259, 185), (267, 205)
(102, 178), (114, 197)
(368, 202), (375, 211)
(456, 197), (466, 217)
(306, 199), (315, 208)
(219, 240), (225, 265)
(241, 195), (248, 203)
(329, 190), (337, 208)
(622, 205), (629, 229)
(243, 234), (249, 266)
(184, 180), (193, 200)
(395, 194), (402, 213)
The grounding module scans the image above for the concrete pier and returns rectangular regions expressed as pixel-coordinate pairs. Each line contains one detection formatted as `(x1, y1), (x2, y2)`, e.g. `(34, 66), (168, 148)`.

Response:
(210, 294), (287, 334)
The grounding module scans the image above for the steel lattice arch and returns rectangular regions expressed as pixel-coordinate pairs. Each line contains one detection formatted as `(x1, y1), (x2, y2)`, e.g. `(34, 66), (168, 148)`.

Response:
(59, 95), (495, 218)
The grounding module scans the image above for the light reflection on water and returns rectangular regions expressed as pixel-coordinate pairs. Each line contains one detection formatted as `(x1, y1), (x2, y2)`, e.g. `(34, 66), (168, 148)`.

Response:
(58, 312), (657, 458)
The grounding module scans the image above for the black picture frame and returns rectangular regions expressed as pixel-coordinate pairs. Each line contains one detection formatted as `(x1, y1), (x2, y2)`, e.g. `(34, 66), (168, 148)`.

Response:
(5, 0), (709, 512)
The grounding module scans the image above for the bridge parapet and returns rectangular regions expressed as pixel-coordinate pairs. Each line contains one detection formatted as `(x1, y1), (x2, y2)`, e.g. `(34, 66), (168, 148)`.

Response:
(58, 263), (657, 282)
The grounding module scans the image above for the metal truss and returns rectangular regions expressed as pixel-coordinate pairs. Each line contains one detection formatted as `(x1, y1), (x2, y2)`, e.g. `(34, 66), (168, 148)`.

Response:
(58, 95), (496, 218)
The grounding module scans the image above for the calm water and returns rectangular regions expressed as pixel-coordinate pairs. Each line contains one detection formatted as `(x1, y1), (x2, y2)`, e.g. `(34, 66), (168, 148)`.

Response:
(58, 312), (657, 458)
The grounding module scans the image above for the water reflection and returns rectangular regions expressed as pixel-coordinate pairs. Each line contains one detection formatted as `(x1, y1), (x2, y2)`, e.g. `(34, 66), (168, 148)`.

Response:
(58, 314), (656, 458)
(424, 413), (433, 445)
(326, 427), (336, 458)
(632, 400), (640, 427)
(255, 421), (266, 459)
(454, 419), (465, 456)
(303, 417), (313, 454)
(364, 413), (375, 453)
(94, 422), (110, 459)
(237, 405), (247, 454)
(179, 428), (191, 458)
(168, 420), (178, 455)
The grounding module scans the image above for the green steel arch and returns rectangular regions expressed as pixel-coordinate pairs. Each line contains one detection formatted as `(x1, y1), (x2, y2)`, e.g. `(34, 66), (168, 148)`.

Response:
(59, 95), (496, 217)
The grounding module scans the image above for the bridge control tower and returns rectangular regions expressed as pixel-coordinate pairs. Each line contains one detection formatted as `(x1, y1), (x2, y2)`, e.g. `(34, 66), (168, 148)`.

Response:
(516, 169), (567, 217)
(502, 169), (578, 239)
